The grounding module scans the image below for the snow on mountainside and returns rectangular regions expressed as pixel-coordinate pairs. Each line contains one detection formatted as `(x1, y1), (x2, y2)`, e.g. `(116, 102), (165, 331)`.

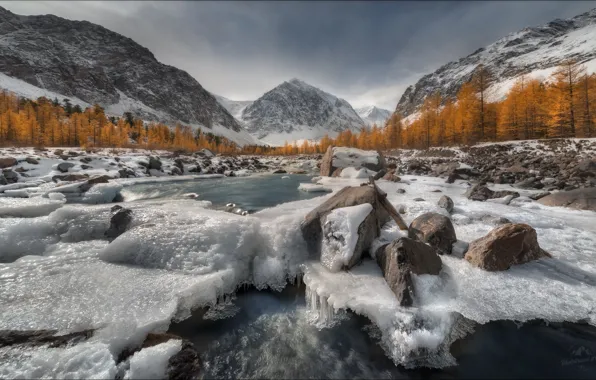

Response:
(241, 79), (366, 146)
(395, 7), (596, 118)
(213, 95), (253, 120)
(0, 6), (257, 146)
(355, 106), (391, 127)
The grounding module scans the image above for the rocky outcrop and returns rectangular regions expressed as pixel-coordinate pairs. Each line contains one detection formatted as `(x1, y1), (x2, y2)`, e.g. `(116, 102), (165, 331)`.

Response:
(464, 223), (551, 271)
(408, 212), (457, 255)
(537, 188), (596, 211)
(375, 237), (442, 306)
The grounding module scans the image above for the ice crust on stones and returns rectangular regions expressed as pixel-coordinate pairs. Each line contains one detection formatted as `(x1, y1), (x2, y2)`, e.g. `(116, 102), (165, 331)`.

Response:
(320, 203), (373, 272)
(124, 340), (182, 380)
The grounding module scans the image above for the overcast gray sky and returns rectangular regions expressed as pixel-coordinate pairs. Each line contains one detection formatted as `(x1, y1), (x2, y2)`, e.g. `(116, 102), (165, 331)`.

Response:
(1, 1), (595, 110)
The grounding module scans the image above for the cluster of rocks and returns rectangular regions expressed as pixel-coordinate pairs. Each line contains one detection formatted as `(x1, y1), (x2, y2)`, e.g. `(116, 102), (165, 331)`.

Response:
(387, 139), (596, 191)
(300, 182), (552, 307)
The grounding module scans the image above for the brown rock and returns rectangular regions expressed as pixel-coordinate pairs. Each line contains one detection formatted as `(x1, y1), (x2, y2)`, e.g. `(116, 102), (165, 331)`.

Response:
(408, 212), (457, 255)
(78, 175), (111, 192)
(375, 237), (442, 306)
(537, 188), (596, 211)
(52, 174), (89, 182)
(464, 223), (551, 271)
(382, 169), (401, 182)
(331, 167), (343, 177)
(0, 157), (17, 169)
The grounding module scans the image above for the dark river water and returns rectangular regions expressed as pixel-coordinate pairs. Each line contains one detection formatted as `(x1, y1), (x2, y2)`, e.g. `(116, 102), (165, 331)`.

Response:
(124, 173), (596, 378)
(121, 173), (322, 212)
(168, 285), (596, 379)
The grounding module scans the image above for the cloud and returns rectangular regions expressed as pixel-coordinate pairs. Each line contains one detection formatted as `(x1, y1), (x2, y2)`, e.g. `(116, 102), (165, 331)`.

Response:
(0, 1), (595, 110)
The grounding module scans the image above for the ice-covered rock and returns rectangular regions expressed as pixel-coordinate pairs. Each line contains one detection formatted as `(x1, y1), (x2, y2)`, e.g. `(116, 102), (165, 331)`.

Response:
(437, 195), (454, 213)
(320, 146), (385, 176)
(301, 186), (389, 255)
(320, 203), (374, 272)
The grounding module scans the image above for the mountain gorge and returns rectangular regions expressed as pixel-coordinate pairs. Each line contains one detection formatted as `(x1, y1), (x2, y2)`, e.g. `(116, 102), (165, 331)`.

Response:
(240, 78), (365, 145)
(0, 6), (258, 145)
(395, 7), (596, 118)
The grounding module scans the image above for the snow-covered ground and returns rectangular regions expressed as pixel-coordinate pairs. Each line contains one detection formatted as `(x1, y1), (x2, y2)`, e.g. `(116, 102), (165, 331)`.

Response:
(1, 160), (595, 376)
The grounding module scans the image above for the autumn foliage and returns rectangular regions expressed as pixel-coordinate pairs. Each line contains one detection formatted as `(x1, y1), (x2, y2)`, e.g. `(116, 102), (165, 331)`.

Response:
(0, 60), (594, 155)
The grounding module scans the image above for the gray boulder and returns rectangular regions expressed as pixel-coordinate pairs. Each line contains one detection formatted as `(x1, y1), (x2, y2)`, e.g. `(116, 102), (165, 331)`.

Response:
(57, 162), (75, 173)
(465, 184), (520, 201)
(375, 237), (442, 306)
(408, 212), (457, 255)
(437, 195), (454, 213)
(148, 156), (162, 171)
(465, 223), (551, 271)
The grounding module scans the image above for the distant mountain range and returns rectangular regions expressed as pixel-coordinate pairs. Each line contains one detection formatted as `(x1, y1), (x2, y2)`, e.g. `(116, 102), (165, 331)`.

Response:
(2, 5), (595, 146)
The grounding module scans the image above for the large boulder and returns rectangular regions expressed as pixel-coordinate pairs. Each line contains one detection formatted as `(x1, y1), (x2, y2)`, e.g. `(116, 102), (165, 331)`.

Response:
(0, 157), (17, 169)
(465, 184), (520, 201)
(375, 237), (442, 306)
(320, 146), (385, 176)
(577, 159), (596, 177)
(464, 223), (551, 271)
(537, 188), (596, 211)
(408, 212), (457, 255)
(301, 186), (390, 255)
(320, 203), (376, 271)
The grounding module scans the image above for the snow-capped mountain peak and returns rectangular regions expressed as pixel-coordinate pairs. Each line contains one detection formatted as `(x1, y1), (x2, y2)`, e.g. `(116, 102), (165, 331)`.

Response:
(241, 79), (365, 146)
(355, 106), (391, 127)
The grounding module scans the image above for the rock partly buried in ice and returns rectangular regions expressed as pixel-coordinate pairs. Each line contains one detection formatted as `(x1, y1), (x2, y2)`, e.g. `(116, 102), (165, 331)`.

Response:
(297, 183), (332, 193)
(52, 174), (88, 182)
(123, 333), (201, 380)
(437, 195), (454, 213)
(78, 175), (112, 193)
(408, 212), (457, 255)
(375, 237), (442, 306)
(464, 223), (551, 271)
(320, 146), (385, 176)
(0, 329), (93, 348)
(537, 188), (596, 211)
(321, 203), (374, 272)
(56, 162), (75, 173)
(105, 208), (133, 240)
(465, 184), (520, 202)
(301, 186), (390, 255)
